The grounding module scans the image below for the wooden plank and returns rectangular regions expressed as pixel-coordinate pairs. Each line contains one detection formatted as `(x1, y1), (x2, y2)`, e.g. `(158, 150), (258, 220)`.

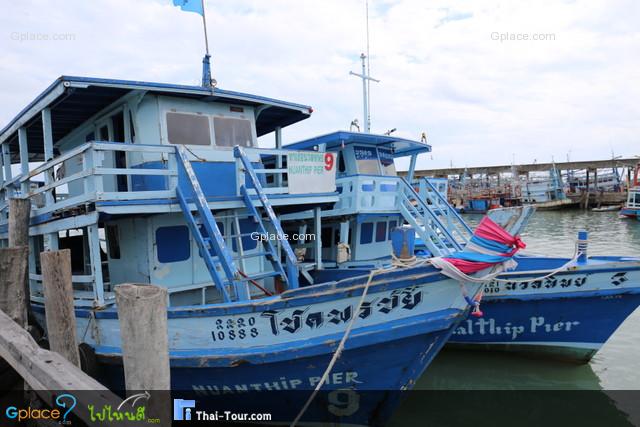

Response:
(93, 167), (176, 176)
(32, 192), (95, 216)
(92, 142), (175, 153)
(97, 190), (175, 201)
(0, 308), (128, 426)
(28, 169), (92, 196)
(41, 250), (80, 367)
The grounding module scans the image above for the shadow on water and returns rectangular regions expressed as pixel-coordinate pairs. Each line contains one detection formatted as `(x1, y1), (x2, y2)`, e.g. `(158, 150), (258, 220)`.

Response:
(390, 349), (637, 427)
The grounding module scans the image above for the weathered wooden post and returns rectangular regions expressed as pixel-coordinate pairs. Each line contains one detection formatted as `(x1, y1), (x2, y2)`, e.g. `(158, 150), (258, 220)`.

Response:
(0, 247), (29, 327)
(40, 249), (80, 367)
(9, 198), (30, 247)
(115, 284), (171, 423)
(8, 198), (32, 321)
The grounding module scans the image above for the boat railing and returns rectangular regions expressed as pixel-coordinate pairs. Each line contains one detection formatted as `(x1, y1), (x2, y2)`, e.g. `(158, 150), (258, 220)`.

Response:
(237, 147), (296, 196)
(418, 178), (473, 243)
(13, 141), (177, 216)
(330, 174), (400, 213)
(5, 141), (335, 218)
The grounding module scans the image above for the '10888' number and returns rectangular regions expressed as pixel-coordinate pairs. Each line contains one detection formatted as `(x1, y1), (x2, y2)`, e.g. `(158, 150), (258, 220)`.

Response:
(211, 316), (258, 342)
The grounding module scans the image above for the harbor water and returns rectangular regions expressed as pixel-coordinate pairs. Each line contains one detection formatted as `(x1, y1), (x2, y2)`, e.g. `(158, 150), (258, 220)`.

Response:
(392, 209), (640, 426)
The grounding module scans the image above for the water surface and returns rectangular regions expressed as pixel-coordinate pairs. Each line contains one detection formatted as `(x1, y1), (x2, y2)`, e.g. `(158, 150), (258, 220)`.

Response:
(392, 210), (640, 426)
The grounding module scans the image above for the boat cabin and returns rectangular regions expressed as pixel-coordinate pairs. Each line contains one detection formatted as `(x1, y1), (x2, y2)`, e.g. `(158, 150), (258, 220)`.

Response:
(0, 76), (339, 307)
(278, 131), (469, 275)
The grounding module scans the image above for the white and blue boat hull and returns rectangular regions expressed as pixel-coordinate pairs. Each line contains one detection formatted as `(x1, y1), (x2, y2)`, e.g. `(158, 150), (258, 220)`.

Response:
(33, 266), (478, 425)
(449, 256), (640, 362)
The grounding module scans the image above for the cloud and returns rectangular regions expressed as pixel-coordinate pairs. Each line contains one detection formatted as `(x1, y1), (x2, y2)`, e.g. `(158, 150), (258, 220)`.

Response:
(0, 0), (638, 170)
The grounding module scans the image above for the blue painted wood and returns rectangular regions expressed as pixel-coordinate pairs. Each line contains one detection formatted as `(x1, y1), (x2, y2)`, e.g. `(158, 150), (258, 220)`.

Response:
(234, 146), (299, 289)
(175, 145), (236, 302)
(240, 185), (289, 286)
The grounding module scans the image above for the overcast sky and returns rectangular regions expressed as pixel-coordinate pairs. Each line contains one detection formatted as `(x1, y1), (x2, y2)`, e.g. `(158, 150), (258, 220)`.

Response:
(1, 0), (638, 170)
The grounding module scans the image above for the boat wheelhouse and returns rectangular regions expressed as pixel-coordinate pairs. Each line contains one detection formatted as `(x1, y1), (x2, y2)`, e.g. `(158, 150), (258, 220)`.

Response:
(0, 76), (480, 425)
(279, 131), (473, 283)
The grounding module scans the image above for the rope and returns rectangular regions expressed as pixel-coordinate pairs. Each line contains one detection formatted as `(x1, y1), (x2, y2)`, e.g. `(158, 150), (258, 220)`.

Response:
(431, 242), (584, 285)
(290, 256), (418, 426)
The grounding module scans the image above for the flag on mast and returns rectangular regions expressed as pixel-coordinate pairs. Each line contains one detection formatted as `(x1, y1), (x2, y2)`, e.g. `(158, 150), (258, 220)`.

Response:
(172, 0), (203, 16)
(171, 0), (213, 88)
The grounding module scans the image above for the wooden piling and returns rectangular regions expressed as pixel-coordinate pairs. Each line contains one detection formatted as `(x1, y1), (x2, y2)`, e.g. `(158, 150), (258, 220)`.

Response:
(115, 284), (171, 423)
(0, 247), (29, 328)
(8, 198), (31, 247)
(8, 198), (32, 324)
(40, 249), (80, 367)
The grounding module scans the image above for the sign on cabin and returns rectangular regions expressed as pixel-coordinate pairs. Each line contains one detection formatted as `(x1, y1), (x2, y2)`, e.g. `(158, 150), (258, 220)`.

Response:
(287, 151), (336, 194)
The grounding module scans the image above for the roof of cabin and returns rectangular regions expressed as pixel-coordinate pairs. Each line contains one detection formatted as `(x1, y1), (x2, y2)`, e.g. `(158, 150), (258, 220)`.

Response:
(285, 131), (431, 158)
(0, 76), (313, 161)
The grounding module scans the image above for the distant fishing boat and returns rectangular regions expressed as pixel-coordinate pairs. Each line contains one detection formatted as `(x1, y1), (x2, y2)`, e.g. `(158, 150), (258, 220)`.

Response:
(620, 163), (640, 220)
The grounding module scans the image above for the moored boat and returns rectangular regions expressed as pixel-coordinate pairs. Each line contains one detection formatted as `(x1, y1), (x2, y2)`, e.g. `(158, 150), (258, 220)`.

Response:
(0, 75), (480, 425)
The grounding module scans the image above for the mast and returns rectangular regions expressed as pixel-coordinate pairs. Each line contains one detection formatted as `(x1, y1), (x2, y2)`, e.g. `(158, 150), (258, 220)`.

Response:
(349, 0), (379, 133)
(201, 0), (213, 88)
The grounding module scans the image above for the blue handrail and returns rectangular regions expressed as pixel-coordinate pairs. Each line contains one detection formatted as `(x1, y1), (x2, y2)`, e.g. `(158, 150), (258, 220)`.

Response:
(234, 146), (299, 289)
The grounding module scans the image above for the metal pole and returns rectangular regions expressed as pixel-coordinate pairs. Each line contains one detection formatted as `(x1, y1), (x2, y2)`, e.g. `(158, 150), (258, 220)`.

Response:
(201, 0), (209, 55)
(361, 54), (369, 133)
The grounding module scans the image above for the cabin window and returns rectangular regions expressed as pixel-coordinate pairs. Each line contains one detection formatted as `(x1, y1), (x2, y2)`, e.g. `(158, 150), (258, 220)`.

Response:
(388, 220), (398, 239)
(337, 151), (346, 173)
(360, 222), (373, 244)
(321, 227), (333, 248)
(85, 132), (95, 142)
(156, 226), (190, 263)
(99, 126), (109, 141)
(375, 222), (387, 242)
(213, 117), (253, 147)
(166, 112), (211, 146)
(378, 148), (397, 176)
(354, 146), (380, 175)
(106, 225), (121, 259)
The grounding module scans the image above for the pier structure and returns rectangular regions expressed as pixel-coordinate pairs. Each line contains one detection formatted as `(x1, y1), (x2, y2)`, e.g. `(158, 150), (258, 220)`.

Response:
(406, 157), (638, 209)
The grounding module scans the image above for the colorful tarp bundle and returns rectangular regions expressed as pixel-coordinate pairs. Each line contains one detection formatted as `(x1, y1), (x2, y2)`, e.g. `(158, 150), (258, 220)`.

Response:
(442, 216), (526, 274)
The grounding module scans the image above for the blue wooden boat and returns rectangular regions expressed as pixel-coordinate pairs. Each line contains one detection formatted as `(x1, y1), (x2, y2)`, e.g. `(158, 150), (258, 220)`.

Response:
(283, 133), (640, 363)
(0, 76), (482, 425)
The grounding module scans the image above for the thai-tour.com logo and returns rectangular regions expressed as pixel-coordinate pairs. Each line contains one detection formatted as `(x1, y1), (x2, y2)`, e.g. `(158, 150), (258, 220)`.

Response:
(173, 398), (272, 422)
(5, 393), (76, 424)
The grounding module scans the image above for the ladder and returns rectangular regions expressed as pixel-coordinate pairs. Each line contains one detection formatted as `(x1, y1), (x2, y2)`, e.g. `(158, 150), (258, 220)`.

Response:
(419, 177), (472, 246)
(175, 146), (298, 302)
(234, 146), (299, 289)
(397, 177), (468, 257)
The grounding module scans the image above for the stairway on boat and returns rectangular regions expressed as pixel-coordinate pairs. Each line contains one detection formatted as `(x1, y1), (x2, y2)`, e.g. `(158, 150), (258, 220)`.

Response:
(174, 146), (300, 302)
(398, 177), (473, 257)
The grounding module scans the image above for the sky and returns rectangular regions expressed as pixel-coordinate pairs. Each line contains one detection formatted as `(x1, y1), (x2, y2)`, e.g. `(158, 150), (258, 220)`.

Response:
(1, 0), (638, 171)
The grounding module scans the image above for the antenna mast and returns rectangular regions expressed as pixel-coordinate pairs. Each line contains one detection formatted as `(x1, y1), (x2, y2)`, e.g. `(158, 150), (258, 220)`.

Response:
(350, 0), (379, 133)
